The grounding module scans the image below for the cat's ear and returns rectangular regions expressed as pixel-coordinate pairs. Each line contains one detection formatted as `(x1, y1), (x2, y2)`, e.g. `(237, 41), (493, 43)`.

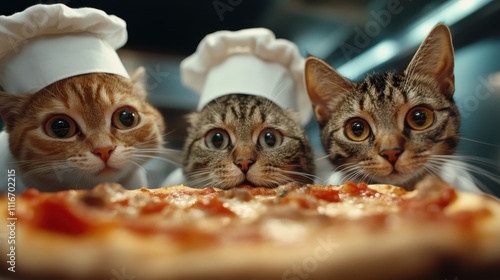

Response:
(305, 57), (352, 126)
(405, 23), (455, 98)
(0, 91), (27, 129)
(130, 66), (148, 98)
(185, 112), (200, 126)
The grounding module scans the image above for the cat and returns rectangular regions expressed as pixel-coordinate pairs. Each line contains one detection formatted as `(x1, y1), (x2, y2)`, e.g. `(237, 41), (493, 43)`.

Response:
(0, 68), (167, 192)
(304, 23), (479, 191)
(179, 94), (315, 189)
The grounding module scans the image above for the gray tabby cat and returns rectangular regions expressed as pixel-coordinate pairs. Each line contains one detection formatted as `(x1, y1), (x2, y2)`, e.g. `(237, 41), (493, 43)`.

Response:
(304, 23), (471, 190)
(182, 94), (315, 189)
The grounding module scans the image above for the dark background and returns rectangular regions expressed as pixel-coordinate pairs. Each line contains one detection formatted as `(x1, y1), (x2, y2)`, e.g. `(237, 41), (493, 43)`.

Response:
(1, 0), (500, 195)
(3, 1), (500, 68)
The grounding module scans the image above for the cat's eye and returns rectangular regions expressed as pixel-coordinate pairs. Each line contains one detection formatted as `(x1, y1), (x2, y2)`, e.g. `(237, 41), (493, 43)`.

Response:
(44, 115), (78, 139)
(205, 129), (230, 150)
(406, 106), (435, 130)
(112, 107), (140, 130)
(345, 118), (371, 141)
(258, 129), (283, 149)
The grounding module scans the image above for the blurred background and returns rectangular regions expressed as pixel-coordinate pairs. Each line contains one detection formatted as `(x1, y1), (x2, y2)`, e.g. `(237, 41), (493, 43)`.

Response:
(1, 0), (500, 196)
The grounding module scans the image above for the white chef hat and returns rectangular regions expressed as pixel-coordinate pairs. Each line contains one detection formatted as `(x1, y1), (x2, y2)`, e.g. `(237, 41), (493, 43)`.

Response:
(181, 28), (312, 125)
(0, 4), (129, 94)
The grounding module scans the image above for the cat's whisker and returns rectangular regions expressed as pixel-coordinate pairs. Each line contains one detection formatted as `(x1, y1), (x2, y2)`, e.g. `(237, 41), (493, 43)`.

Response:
(279, 169), (322, 184)
(135, 147), (181, 153)
(264, 178), (287, 189)
(192, 177), (218, 189)
(185, 169), (212, 179)
(185, 169), (218, 188)
(22, 166), (58, 179)
(315, 154), (331, 161)
(140, 132), (177, 148)
(458, 137), (500, 148)
(432, 154), (499, 168)
(1, 70), (168, 190)
(358, 171), (371, 184)
(181, 94), (315, 190)
(19, 160), (71, 174)
(427, 157), (498, 193)
(132, 154), (182, 166)
(422, 162), (443, 178)
(136, 148), (182, 160)
(350, 169), (368, 183)
(72, 170), (91, 190)
(160, 129), (178, 139)
(430, 160), (498, 181)
(333, 166), (357, 184)
(257, 172), (293, 188)
(21, 162), (82, 188)
(325, 162), (356, 184)
(127, 159), (153, 185)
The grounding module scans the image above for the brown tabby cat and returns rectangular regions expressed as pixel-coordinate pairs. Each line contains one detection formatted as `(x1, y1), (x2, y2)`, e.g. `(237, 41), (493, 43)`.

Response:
(305, 23), (463, 189)
(0, 68), (166, 191)
(182, 94), (315, 189)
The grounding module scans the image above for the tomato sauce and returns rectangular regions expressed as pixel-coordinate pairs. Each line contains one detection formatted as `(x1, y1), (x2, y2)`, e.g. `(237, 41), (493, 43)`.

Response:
(304, 188), (341, 203)
(340, 182), (379, 197)
(21, 188), (41, 199)
(191, 196), (235, 216)
(33, 195), (93, 235)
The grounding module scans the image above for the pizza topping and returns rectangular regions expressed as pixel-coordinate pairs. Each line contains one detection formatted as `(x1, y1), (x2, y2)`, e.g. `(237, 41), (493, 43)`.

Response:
(237, 184), (280, 196)
(340, 182), (379, 197)
(143, 186), (217, 199)
(20, 188), (41, 199)
(303, 187), (341, 202)
(140, 201), (170, 214)
(219, 187), (254, 201)
(281, 191), (319, 209)
(33, 194), (95, 235)
(14, 179), (492, 244)
(402, 177), (457, 211)
(80, 192), (107, 207)
(191, 196), (235, 216)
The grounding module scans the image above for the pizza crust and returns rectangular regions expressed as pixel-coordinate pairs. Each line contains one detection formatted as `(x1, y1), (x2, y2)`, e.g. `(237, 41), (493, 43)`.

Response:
(1, 180), (500, 280)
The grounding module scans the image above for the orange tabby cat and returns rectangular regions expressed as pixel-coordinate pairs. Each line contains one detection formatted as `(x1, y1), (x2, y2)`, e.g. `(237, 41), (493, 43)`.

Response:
(0, 68), (165, 191)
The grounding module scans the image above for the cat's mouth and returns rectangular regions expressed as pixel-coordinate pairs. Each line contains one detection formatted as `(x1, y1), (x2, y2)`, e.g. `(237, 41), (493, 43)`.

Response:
(235, 179), (280, 189)
(238, 180), (256, 188)
(97, 166), (118, 176)
(382, 170), (418, 185)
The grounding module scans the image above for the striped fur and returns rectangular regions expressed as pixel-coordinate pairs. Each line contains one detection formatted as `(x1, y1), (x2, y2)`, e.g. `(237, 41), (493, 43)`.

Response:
(305, 24), (460, 189)
(0, 70), (165, 190)
(183, 94), (315, 189)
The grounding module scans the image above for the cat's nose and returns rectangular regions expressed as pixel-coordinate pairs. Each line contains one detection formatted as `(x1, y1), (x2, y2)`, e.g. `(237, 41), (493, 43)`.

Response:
(92, 146), (115, 163)
(235, 158), (254, 173)
(379, 148), (403, 165)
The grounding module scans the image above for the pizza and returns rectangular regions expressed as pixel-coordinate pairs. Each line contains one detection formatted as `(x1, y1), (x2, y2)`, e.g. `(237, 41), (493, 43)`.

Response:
(1, 177), (500, 280)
